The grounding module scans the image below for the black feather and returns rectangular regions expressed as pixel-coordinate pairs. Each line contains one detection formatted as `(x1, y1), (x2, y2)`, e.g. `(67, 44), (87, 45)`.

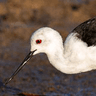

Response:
(72, 16), (96, 46)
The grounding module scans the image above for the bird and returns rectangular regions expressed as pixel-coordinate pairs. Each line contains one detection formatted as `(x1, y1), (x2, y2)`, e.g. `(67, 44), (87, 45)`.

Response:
(4, 16), (96, 85)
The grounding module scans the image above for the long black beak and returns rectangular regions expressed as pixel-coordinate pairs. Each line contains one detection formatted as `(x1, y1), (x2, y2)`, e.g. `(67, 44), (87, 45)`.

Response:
(4, 49), (37, 86)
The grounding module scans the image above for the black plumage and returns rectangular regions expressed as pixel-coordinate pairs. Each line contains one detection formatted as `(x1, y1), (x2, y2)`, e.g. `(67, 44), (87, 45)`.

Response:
(72, 16), (96, 46)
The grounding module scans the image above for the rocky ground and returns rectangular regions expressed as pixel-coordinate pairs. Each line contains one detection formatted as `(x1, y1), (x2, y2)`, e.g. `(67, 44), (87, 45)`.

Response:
(0, 0), (96, 96)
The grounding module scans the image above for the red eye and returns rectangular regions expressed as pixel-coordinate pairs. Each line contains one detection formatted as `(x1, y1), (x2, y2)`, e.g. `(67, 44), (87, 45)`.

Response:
(36, 39), (42, 44)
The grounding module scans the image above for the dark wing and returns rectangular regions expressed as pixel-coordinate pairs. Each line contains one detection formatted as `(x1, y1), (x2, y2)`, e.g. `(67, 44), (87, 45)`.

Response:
(72, 16), (96, 46)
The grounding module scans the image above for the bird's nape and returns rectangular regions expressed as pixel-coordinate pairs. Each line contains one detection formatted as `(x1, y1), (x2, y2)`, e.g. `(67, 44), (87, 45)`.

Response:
(4, 49), (37, 86)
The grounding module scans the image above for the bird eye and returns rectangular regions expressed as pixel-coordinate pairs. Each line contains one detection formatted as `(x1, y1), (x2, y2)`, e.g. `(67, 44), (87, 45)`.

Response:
(36, 39), (42, 44)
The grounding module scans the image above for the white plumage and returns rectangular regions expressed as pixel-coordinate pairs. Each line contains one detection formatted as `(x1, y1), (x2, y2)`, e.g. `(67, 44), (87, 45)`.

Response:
(30, 27), (96, 74)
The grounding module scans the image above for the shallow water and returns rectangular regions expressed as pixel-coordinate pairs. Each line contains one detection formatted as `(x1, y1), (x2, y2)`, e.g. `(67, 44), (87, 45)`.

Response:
(0, 0), (96, 95)
(0, 21), (96, 96)
(0, 23), (96, 95)
(1, 52), (96, 96)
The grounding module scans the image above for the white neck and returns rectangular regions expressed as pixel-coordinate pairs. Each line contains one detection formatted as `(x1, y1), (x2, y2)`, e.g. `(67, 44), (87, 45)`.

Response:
(43, 32), (71, 73)
(46, 44), (71, 74)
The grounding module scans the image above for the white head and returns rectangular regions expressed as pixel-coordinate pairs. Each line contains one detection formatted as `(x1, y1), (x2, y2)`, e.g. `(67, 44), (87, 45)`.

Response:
(30, 27), (63, 55)
(4, 27), (64, 85)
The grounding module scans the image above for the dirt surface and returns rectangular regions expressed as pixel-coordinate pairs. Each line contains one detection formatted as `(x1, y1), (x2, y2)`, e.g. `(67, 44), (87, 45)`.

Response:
(0, 0), (96, 96)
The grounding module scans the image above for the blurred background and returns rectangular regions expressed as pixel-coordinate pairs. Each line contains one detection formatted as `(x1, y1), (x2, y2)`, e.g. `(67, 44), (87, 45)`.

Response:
(0, 0), (96, 95)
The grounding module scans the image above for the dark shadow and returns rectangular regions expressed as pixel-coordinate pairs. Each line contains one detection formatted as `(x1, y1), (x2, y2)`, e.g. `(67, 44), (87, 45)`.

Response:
(0, 79), (22, 95)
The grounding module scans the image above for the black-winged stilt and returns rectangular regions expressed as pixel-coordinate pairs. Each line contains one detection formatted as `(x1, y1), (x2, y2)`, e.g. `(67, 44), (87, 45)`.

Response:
(4, 16), (96, 85)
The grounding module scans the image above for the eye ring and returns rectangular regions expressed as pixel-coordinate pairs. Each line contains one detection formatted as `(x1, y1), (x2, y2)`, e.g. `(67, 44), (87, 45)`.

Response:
(36, 39), (42, 44)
